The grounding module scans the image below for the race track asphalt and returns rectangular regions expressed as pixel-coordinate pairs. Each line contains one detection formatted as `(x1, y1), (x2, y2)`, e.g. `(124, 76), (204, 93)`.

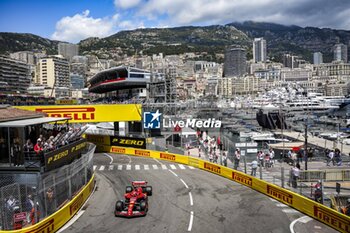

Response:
(61, 153), (300, 233)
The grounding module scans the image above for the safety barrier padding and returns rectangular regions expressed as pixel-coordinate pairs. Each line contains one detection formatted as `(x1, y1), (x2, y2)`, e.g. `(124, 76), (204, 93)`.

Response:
(0, 174), (95, 233)
(108, 146), (350, 233)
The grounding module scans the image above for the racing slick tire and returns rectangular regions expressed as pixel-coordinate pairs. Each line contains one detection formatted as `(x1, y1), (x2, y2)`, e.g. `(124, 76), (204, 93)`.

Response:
(115, 200), (124, 212)
(126, 186), (133, 193)
(145, 186), (152, 196)
(139, 200), (147, 211)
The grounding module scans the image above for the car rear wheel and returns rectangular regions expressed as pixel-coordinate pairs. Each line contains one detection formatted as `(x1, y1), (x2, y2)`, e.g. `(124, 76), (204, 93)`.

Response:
(115, 201), (124, 212)
(126, 186), (133, 193)
(145, 186), (152, 196)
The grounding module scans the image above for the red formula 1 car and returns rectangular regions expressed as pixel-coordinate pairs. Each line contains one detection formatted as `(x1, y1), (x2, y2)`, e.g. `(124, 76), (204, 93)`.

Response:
(115, 181), (152, 217)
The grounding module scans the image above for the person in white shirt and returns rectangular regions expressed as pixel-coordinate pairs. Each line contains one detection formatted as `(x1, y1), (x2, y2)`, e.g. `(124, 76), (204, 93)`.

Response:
(250, 160), (258, 176)
(269, 148), (275, 165)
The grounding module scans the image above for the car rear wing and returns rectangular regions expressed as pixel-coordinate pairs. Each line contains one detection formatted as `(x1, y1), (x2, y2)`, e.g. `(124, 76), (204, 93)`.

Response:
(132, 181), (148, 186)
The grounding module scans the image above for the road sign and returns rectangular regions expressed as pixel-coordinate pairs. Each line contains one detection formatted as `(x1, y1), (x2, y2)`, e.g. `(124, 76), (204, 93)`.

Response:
(235, 143), (246, 147)
(247, 148), (258, 153)
(246, 142), (258, 147)
(13, 212), (27, 221)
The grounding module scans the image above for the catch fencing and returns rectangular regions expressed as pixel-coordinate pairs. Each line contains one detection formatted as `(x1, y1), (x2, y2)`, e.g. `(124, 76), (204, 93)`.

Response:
(0, 143), (95, 230)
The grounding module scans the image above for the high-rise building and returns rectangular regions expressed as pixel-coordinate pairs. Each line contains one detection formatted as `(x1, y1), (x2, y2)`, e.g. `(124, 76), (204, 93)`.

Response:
(36, 57), (70, 88)
(283, 54), (300, 69)
(333, 43), (348, 63)
(253, 38), (267, 63)
(223, 47), (247, 77)
(70, 74), (85, 89)
(58, 43), (79, 61)
(0, 56), (30, 93)
(313, 52), (323, 65)
(10, 51), (36, 65)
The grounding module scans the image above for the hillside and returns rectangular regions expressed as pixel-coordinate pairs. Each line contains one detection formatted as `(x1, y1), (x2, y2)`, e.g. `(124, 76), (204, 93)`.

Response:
(1, 21), (350, 63)
(0, 32), (59, 54)
(230, 21), (350, 62)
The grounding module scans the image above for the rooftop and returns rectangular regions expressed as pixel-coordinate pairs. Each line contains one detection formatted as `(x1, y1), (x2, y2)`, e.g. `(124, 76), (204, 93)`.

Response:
(0, 105), (46, 122)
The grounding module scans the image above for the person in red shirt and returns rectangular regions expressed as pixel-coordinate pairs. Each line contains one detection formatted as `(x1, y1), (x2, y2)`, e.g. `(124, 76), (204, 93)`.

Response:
(34, 139), (43, 154)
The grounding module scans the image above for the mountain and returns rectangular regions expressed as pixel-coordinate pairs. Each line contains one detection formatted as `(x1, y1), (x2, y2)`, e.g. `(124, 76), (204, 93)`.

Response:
(229, 21), (350, 62)
(1, 21), (350, 63)
(0, 33), (59, 55)
(79, 25), (251, 62)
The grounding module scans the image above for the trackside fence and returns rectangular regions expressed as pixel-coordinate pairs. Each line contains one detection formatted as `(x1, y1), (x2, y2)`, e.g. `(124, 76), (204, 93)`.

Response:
(103, 145), (350, 233)
(0, 144), (95, 230)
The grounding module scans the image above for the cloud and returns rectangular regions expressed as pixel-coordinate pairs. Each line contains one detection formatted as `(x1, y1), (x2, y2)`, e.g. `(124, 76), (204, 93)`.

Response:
(114, 0), (142, 9)
(51, 10), (115, 42)
(52, 0), (350, 43)
(138, 0), (350, 30)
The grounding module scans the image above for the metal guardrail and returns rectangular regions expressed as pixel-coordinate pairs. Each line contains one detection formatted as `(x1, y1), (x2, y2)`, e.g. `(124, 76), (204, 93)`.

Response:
(299, 170), (350, 182)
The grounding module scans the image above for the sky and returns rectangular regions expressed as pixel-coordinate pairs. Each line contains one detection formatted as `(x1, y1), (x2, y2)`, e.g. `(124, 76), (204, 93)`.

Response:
(0, 0), (350, 43)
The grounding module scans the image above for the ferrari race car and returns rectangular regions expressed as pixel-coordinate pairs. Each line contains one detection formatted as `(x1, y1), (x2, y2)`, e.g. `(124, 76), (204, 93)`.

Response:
(115, 181), (152, 217)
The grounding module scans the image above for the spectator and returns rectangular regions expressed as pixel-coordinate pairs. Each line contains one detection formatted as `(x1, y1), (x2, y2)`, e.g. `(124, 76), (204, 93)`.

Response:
(342, 199), (350, 216)
(11, 138), (22, 166)
(34, 139), (43, 154)
(222, 152), (227, 167)
(292, 165), (300, 188)
(234, 148), (241, 170)
(24, 139), (34, 152)
(250, 160), (258, 176)
(46, 188), (55, 215)
(25, 194), (34, 224)
(269, 148), (275, 165)
(326, 150), (334, 166)
(258, 150), (264, 167)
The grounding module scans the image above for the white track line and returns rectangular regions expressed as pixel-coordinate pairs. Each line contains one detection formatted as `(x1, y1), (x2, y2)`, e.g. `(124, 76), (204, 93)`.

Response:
(152, 164), (158, 169)
(93, 165), (97, 171)
(117, 165), (123, 170)
(179, 164), (186, 169)
(189, 192), (193, 206)
(99, 166), (105, 171)
(170, 164), (177, 170)
(169, 170), (178, 177)
(144, 164), (150, 170)
(103, 153), (113, 164)
(161, 165), (168, 170)
(126, 164), (131, 170)
(188, 211), (194, 231)
(188, 166), (195, 169)
(290, 215), (310, 233)
(180, 179), (189, 189)
(283, 209), (299, 214)
(135, 165), (140, 170)
(276, 203), (288, 207)
(108, 165), (114, 170)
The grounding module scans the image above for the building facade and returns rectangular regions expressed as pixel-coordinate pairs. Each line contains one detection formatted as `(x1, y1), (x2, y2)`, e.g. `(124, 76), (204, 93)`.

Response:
(36, 57), (70, 88)
(333, 43), (348, 63)
(313, 52), (323, 65)
(223, 47), (247, 77)
(58, 43), (79, 61)
(253, 38), (267, 63)
(0, 56), (30, 94)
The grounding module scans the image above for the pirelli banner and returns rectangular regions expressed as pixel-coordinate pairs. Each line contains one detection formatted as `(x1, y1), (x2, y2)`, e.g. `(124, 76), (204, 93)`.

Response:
(15, 104), (142, 123)
(107, 146), (350, 233)
(45, 139), (87, 171)
(110, 136), (146, 149)
(5, 174), (95, 233)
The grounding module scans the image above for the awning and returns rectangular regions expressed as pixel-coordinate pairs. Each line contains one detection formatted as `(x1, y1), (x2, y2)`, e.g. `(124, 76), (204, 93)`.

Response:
(268, 142), (304, 150)
(0, 117), (70, 127)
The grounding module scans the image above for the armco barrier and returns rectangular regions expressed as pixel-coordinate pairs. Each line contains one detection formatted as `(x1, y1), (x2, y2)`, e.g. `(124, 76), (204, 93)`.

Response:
(108, 146), (350, 233)
(0, 174), (95, 233)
